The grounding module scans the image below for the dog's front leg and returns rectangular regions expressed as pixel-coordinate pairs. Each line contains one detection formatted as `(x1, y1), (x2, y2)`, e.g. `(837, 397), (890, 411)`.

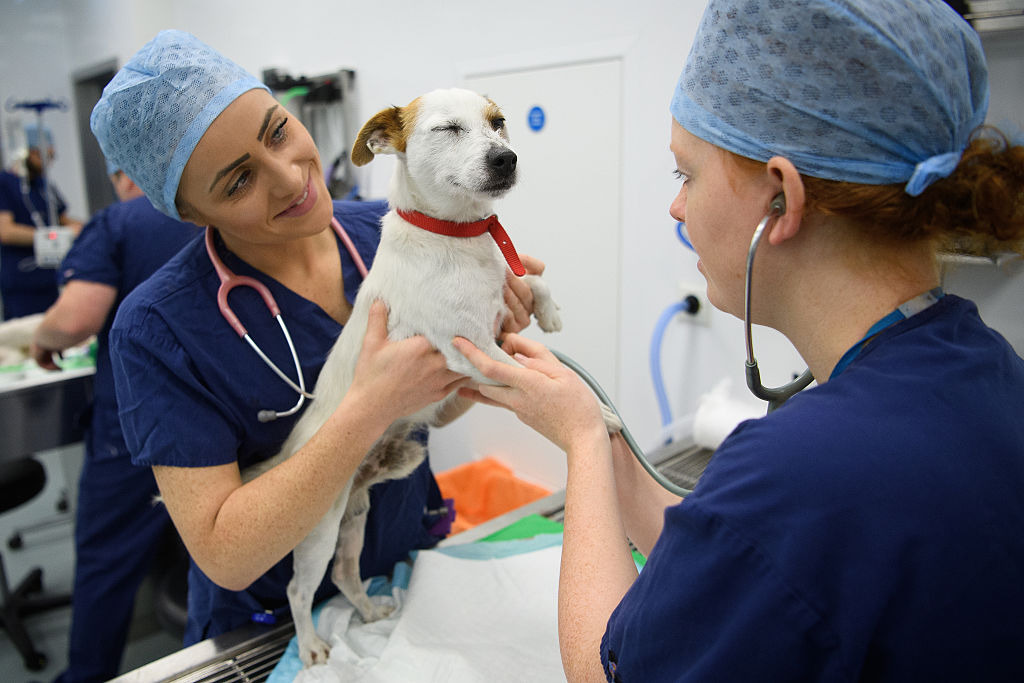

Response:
(522, 274), (562, 332)
(289, 494), (349, 667)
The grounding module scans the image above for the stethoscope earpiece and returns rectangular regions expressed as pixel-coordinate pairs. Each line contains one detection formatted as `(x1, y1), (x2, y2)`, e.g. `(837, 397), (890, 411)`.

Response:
(770, 193), (786, 215)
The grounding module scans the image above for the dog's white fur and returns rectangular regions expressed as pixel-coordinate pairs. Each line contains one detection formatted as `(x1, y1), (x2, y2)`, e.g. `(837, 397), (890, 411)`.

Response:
(242, 88), (563, 667)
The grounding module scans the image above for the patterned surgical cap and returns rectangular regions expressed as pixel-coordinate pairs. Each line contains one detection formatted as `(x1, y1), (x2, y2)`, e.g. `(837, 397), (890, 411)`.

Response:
(671, 0), (989, 196)
(90, 30), (269, 219)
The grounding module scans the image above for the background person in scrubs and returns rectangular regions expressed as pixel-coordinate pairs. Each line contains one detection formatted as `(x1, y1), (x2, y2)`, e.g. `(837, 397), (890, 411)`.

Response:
(0, 131), (82, 319)
(89, 30), (546, 645)
(32, 162), (201, 682)
(455, 0), (1024, 680)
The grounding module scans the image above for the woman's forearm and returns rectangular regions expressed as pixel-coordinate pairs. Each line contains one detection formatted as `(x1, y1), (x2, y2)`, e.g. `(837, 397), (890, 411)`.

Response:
(610, 434), (683, 557)
(0, 215), (37, 246)
(156, 392), (393, 591)
(558, 428), (639, 682)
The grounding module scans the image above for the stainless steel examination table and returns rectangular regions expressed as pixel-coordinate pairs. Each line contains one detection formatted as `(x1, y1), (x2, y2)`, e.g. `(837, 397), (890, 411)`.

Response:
(111, 440), (712, 683)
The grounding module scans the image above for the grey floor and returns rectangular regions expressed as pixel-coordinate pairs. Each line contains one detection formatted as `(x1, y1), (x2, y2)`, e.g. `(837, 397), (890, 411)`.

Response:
(1, 446), (182, 683)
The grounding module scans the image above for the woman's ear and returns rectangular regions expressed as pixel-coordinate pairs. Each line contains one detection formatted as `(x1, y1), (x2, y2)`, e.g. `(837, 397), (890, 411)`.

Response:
(765, 156), (805, 246)
(174, 197), (204, 227)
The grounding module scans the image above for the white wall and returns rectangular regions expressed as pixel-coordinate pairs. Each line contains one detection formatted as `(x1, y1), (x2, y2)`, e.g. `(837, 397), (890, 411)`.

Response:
(0, 1), (81, 215)
(1, 2), (1021, 486)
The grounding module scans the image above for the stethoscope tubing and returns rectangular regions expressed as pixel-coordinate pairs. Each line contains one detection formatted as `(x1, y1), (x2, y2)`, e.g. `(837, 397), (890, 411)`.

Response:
(743, 200), (814, 412)
(552, 349), (694, 498)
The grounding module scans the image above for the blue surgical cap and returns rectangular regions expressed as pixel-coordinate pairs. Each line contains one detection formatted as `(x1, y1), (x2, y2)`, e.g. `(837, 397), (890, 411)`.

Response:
(671, 0), (989, 196)
(90, 30), (270, 219)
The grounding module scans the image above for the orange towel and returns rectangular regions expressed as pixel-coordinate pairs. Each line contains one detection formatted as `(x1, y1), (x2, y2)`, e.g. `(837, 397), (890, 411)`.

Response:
(436, 457), (551, 534)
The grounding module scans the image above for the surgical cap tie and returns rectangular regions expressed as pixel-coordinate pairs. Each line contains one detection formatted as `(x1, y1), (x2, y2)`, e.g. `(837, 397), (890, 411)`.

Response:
(905, 151), (963, 197)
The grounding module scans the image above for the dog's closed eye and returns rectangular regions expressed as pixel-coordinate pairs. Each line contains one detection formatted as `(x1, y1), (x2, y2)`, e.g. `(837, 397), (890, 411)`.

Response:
(432, 122), (464, 134)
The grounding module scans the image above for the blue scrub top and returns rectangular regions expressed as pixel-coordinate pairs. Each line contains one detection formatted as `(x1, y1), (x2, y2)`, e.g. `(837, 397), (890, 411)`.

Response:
(0, 170), (66, 318)
(110, 200), (446, 643)
(59, 195), (201, 462)
(602, 295), (1024, 682)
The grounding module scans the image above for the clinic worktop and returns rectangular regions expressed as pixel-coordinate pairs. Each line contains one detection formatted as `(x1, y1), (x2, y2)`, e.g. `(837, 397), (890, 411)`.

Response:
(0, 365), (94, 459)
(110, 440), (711, 682)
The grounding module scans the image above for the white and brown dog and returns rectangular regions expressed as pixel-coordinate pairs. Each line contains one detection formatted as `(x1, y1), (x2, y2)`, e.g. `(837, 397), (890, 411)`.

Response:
(243, 88), (565, 667)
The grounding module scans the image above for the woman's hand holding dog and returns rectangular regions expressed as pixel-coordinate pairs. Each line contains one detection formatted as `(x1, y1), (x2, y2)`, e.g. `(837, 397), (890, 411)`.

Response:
(348, 301), (468, 429)
(453, 333), (608, 454)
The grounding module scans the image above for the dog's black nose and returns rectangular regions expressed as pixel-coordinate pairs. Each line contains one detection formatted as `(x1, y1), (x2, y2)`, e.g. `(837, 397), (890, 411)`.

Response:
(487, 148), (517, 177)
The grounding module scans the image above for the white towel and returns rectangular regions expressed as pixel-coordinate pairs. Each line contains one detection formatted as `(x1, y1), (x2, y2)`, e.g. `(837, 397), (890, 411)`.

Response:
(282, 540), (565, 683)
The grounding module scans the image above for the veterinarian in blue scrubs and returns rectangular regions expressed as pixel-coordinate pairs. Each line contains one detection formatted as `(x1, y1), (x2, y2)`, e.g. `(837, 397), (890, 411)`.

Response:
(0, 139), (81, 319)
(90, 30), (545, 645)
(456, 1), (1024, 680)
(32, 164), (201, 682)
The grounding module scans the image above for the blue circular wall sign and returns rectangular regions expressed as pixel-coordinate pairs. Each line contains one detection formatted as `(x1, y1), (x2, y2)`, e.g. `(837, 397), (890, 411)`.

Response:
(527, 106), (546, 132)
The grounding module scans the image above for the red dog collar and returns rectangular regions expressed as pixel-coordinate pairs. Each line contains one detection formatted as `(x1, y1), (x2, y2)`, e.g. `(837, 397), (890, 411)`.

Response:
(395, 209), (526, 277)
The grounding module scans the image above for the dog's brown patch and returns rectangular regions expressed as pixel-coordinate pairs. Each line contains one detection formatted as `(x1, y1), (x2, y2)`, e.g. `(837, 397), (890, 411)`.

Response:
(352, 106), (403, 166)
(484, 99), (509, 139)
(351, 97), (423, 166)
(400, 96), (421, 145)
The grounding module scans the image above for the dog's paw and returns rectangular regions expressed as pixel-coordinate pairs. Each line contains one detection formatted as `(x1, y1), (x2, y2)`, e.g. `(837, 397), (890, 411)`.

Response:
(299, 635), (332, 668)
(601, 402), (623, 434)
(357, 600), (396, 623)
(533, 297), (562, 333)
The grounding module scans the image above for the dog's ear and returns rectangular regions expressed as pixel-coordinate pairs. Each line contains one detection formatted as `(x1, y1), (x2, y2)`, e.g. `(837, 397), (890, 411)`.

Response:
(352, 106), (406, 167)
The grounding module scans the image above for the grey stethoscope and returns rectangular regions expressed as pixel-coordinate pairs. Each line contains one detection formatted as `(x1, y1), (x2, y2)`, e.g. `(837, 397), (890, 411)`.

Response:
(744, 194), (814, 412)
(205, 217), (368, 423)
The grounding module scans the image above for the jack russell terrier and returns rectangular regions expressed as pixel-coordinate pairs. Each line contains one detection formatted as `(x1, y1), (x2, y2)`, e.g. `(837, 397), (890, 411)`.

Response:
(244, 87), (578, 667)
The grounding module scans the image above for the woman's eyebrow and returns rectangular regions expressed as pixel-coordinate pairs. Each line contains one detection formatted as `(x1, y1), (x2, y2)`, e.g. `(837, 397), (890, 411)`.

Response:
(257, 104), (279, 142)
(209, 153), (251, 192)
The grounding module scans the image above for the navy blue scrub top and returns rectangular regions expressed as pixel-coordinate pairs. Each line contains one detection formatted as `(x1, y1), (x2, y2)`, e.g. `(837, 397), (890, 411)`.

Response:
(0, 171), (66, 318)
(601, 295), (1024, 682)
(59, 195), (201, 462)
(110, 200), (446, 642)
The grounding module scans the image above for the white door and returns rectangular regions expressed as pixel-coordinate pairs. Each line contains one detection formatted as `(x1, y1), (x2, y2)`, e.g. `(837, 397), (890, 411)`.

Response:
(429, 58), (623, 490)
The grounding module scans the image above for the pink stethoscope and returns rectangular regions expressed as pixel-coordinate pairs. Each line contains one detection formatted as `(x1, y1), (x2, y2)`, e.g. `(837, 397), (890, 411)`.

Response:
(205, 217), (369, 422)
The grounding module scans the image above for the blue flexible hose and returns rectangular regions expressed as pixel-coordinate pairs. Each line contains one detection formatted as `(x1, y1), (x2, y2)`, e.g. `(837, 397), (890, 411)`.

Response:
(676, 221), (694, 251)
(650, 299), (694, 430)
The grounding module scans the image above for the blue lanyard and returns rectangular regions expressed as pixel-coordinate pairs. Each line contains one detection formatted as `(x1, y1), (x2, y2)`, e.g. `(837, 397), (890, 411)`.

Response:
(20, 176), (54, 227)
(830, 288), (944, 380)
